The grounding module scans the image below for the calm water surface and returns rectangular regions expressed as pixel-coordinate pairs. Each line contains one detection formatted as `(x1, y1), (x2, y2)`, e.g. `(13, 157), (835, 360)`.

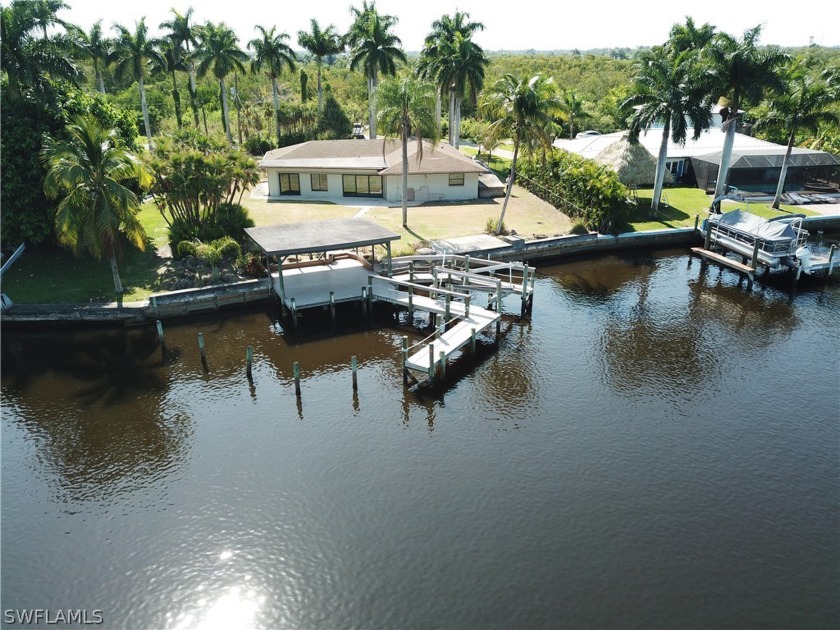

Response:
(2, 249), (838, 629)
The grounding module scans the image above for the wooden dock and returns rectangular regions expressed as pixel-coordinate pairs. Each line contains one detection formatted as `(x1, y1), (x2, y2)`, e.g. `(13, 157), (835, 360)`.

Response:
(690, 247), (756, 276)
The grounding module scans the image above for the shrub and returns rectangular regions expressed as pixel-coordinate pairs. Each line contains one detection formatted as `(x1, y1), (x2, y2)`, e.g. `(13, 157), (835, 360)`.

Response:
(167, 204), (254, 256)
(517, 148), (631, 234)
(177, 240), (199, 257)
(237, 252), (267, 278)
(485, 217), (508, 236)
(569, 220), (589, 235)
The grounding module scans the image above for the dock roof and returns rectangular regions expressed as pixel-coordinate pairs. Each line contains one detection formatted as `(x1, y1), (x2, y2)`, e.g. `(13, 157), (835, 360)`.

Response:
(245, 217), (400, 257)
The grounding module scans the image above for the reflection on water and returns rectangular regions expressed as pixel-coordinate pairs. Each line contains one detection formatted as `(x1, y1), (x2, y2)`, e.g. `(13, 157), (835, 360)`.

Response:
(2, 250), (838, 629)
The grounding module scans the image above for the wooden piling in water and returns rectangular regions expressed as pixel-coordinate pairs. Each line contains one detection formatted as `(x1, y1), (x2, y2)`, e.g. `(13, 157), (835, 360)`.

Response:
(293, 361), (301, 397)
(470, 327), (476, 354)
(439, 350), (446, 380)
(464, 255), (470, 273)
(435, 314), (442, 339)
(521, 265), (529, 316)
(291, 298), (298, 328)
(198, 332), (206, 361)
(362, 287), (368, 317)
(246, 345), (253, 380)
(445, 294), (450, 321)
(704, 222), (711, 250)
(156, 319), (165, 345)
(402, 336), (408, 383)
(409, 261), (415, 283)
(428, 344), (435, 384)
(351, 355), (358, 391)
(694, 214), (699, 232)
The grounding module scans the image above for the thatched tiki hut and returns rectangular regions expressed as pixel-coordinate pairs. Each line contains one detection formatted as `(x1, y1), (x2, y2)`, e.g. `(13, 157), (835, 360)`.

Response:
(594, 134), (672, 188)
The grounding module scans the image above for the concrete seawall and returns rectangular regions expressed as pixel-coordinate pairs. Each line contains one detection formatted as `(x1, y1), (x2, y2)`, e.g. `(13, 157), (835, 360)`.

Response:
(3, 215), (838, 326)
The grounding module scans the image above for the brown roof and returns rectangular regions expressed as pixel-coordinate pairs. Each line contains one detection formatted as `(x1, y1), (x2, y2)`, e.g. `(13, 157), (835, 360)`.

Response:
(261, 139), (485, 175)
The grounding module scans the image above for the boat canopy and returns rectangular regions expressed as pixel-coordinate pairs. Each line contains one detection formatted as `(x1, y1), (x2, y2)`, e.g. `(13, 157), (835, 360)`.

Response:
(713, 209), (798, 242)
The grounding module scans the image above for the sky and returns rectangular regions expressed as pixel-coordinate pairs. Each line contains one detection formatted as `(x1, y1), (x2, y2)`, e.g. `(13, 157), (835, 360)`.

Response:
(60, 0), (839, 51)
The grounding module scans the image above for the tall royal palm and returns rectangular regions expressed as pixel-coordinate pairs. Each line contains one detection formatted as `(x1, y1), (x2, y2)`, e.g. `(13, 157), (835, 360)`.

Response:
(150, 38), (187, 128)
(756, 71), (840, 208)
(42, 115), (151, 295)
(623, 45), (712, 215)
(378, 76), (438, 227)
(297, 19), (343, 114)
(480, 74), (562, 234)
(418, 11), (486, 148)
(707, 25), (788, 198)
(347, 2), (406, 139)
(68, 20), (111, 94)
(111, 18), (163, 149)
(194, 22), (248, 145)
(249, 25), (296, 144)
(1, 0), (80, 102)
(160, 8), (200, 127)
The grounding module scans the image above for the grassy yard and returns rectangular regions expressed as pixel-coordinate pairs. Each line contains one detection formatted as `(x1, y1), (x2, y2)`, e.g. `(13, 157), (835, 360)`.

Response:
(3, 177), (824, 305)
(626, 187), (818, 231)
(364, 189), (571, 256)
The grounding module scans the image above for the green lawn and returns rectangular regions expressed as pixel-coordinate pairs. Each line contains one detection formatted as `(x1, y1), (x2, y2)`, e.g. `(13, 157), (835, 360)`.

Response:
(4, 180), (823, 305)
(626, 187), (817, 232)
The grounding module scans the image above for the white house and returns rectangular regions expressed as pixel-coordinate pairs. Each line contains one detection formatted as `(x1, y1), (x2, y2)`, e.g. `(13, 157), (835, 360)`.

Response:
(260, 139), (487, 204)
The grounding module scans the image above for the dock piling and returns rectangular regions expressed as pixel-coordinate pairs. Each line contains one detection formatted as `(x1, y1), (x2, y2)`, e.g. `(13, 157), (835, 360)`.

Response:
(156, 319), (165, 345)
(291, 298), (298, 328)
(198, 332), (208, 371)
(351, 355), (358, 391)
(362, 287), (368, 317)
(246, 345), (253, 380)
(329, 291), (336, 323)
(293, 361), (301, 397)
(470, 327), (476, 354)
(428, 344), (435, 384)
(402, 336), (408, 383)
(439, 350), (446, 380)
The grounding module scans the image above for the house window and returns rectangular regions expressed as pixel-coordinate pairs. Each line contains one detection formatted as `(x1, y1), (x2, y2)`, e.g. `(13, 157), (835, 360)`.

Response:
(311, 174), (328, 192)
(449, 173), (465, 186)
(342, 174), (382, 197)
(279, 173), (300, 195)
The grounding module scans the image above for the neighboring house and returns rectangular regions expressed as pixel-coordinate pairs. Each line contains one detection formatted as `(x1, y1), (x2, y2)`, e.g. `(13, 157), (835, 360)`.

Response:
(260, 139), (487, 203)
(554, 105), (840, 193)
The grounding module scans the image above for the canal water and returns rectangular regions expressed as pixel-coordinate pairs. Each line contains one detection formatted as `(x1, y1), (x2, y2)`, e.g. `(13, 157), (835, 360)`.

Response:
(2, 249), (838, 629)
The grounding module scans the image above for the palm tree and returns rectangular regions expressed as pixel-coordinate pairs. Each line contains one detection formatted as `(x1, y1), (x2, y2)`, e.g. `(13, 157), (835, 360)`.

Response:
(668, 16), (716, 53)
(755, 71), (840, 208)
(417, 11), (486, 148)
(378, 76), (438, 227)
(42, 115), (151, 294)
(297, 19), (343, 113)
(706, 25), (788, 198)
(68, 20), (111, 94)
(347, 2), (406, 139)
(160, 8), (200, 127)
(150, 38), (187, 128)
(249, 25), (296, 144)
(561, 90), (586, 139)
(0, 0), (81, 102)
(111, 18), (163, 149)
(480, 74), (562, 235)
(623, 45), (713, 215)
(194, 22), (248, 145)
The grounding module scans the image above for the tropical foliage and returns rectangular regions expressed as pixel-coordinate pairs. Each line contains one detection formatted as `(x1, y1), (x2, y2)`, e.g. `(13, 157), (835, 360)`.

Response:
(297, 19), (343, 113)
(479, 73), (562, 234)
(346, 1), (406, 138)
(41, 115), (151, 293)
(377, 76), (439, 226)
(143, 131), (259, 251)
(754, 70), (840, 207)
(417, 11), (487, 148)
(623, 41), (712, 214)
(518, 150), (631, 233)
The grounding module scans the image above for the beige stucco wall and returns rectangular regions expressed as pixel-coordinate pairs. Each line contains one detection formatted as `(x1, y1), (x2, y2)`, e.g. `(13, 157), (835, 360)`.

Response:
(264, 169), (479, 203)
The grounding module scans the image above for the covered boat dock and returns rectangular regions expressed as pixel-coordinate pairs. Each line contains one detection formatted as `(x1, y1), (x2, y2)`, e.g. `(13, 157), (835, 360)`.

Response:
(245, 217), (401, 312)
